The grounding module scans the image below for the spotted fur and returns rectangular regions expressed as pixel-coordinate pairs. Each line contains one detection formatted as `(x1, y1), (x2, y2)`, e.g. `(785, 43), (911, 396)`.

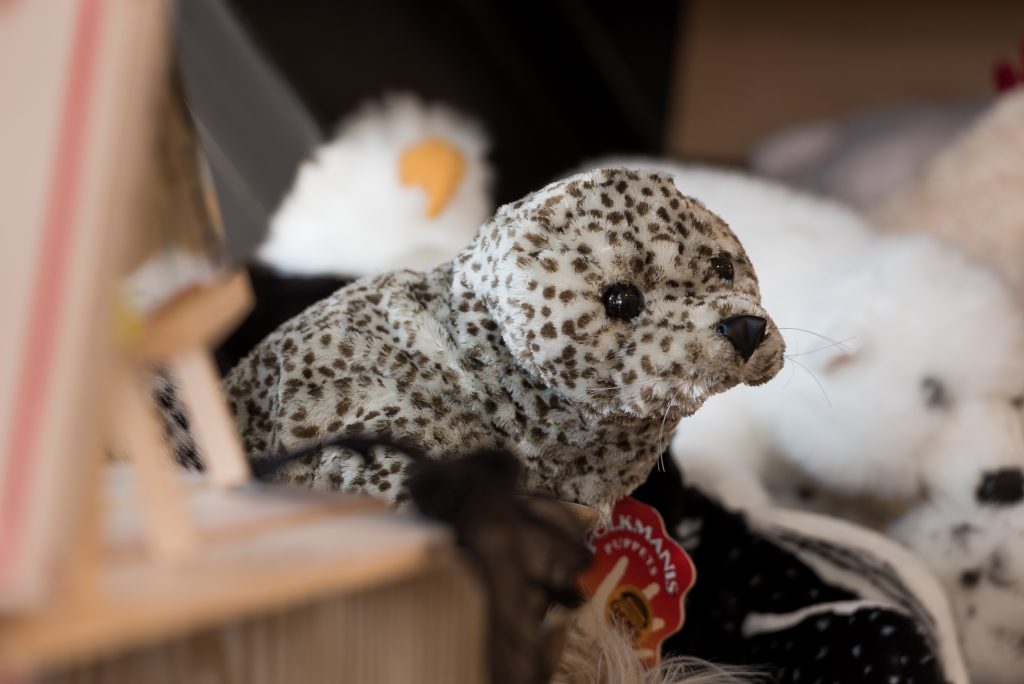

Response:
(224, 168), (785, 512)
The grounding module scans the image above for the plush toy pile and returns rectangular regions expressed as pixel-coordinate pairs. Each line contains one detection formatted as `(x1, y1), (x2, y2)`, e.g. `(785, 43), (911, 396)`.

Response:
(209, 166), (793, 682)
(156, 13), (1024, 681)
(163, 92), (1020, 681)
(199, 161), (980, 683)
(872, 89), (1024, 684)
(146, 139), (993, 680)
(591, 137), (1024, 683)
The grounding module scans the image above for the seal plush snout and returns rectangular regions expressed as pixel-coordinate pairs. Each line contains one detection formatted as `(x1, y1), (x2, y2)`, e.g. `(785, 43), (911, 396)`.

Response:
(717, 314), (768, 362)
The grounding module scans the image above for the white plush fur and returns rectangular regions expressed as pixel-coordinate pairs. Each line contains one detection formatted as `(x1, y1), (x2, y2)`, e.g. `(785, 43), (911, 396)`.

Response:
(883, 400), (1024, 684)
(555, 612), (755, 684)
(259, 94), (493, 276)
(889, 482), (1024, 684)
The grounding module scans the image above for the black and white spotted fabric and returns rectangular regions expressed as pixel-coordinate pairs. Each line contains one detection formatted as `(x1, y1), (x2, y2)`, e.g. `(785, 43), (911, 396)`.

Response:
(220, 168), (786, 514)
(633, 459), (970, 684)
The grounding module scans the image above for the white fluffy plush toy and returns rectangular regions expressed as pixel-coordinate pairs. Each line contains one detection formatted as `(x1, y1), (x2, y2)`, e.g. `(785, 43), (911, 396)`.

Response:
(580, 161), (1024, 684)
(888, 445), (1024, 684)
(258, 94), (493, 277)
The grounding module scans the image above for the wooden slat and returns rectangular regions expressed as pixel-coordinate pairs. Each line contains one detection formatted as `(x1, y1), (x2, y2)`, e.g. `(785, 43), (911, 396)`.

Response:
(110, 368), (197, 564)
(40, 559), (486, 684)
(134, 271), (253, 361)
(169, 348), (251, 487)
(0, 468), (446, 675)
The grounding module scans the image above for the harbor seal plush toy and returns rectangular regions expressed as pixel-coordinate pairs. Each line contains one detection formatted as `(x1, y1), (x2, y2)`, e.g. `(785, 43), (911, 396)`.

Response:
(223, 167), (786, 513)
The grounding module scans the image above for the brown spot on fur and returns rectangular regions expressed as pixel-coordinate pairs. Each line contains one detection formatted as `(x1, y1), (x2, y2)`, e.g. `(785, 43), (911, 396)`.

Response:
(291, 424), (319, 439)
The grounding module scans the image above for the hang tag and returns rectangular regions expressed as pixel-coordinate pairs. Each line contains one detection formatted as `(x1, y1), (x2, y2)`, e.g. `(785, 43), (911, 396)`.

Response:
(578, 497), (696, 667)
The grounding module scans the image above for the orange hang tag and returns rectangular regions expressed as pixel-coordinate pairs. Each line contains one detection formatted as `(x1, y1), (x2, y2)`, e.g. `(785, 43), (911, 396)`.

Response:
(578, 497), (697, 667)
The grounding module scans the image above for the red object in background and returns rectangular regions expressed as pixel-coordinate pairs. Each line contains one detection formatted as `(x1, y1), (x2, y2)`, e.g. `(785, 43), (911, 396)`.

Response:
(993, 39), (1024, 92)
(578, 497), (696, 667)
(994, 60), (1018, 91)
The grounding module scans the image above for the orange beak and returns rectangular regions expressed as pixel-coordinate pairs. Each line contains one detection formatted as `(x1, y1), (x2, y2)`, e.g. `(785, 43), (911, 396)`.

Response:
(398, 137), (466, 218)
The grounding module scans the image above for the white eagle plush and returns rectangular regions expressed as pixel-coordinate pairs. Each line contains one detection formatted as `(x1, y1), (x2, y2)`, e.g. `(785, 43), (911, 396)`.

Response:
(258, 94), (493, 278)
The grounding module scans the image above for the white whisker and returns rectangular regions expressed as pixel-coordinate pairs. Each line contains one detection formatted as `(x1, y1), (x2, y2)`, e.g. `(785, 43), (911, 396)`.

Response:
(585, 368), (675, 396)
(656, 386), (682, 468)
(785, 336), (857, 358)
(785, 354), (832, 407)
(779, 326), (855, 352)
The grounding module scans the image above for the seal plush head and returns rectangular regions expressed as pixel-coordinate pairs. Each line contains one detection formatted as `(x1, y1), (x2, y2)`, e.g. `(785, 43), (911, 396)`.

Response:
(225, 168), (784, 511)
(456, 168), (783, 418)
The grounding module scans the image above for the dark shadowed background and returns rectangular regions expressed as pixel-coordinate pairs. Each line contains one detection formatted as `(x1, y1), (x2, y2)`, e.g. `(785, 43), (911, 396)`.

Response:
(228, 0), (682, 205)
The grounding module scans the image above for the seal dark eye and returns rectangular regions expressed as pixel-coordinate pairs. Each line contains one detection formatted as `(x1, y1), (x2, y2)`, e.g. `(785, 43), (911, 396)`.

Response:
(711, 253), (734, 281)
(602, 283), (645, 321)
(921, 376), (949, 409)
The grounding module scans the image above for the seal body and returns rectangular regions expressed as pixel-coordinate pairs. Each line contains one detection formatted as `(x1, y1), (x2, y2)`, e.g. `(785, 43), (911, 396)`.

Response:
(226, 168), (785, 511)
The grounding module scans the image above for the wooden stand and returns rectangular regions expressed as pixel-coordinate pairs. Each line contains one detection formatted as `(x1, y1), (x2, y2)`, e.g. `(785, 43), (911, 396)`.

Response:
(0, 269), (487, 681)
(0, 464), (485, 683)
(0, 4), (486, 681)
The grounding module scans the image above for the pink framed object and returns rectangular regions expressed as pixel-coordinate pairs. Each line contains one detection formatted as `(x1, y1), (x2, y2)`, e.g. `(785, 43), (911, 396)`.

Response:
(0, 0), (167, 609)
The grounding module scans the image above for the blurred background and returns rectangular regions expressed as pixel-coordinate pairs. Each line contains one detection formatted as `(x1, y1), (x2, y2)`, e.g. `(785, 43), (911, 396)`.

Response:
(231, 0), (679, 205)
(182, 0), (1024, 260)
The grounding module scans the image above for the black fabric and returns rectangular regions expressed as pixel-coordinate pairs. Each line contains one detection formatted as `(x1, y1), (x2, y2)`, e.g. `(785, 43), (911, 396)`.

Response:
(633, 459), (948, 684)
(744, 606), (942, 684)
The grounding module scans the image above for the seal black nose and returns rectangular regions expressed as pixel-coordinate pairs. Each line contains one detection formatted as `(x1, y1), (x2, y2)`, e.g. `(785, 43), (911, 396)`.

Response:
(976, 468), (1024, 505)
(717, 315), (768, 362)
